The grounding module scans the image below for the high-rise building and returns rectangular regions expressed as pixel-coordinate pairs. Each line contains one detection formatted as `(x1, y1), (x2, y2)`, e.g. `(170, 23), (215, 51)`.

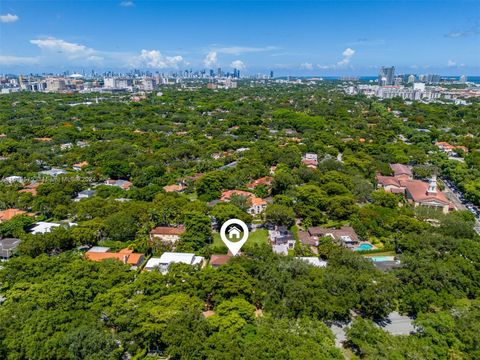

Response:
(46, 78), (66, 92)
(407, 74), (416, 84)
(426, 74), (441, 83)
(459, 75), (467, 83)
(217, 67), (223, 77)
(270, 70), (274, 79)
(378, 66), (395, 86)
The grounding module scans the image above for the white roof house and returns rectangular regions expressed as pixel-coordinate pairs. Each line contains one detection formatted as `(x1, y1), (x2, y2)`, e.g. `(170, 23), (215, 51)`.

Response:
(30, 221), (77, 235)
(145, 252), (204, 273)
(295, 257), (327, 268)
(39, 168), (67, 177)
(3, 176), (24, 184)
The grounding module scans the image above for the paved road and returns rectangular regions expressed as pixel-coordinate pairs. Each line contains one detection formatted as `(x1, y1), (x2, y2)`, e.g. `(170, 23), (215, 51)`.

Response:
(443, 179), (480, 235)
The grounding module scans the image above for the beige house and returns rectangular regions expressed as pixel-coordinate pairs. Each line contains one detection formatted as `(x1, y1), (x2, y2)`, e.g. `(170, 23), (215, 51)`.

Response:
(149, 226), (185, 245)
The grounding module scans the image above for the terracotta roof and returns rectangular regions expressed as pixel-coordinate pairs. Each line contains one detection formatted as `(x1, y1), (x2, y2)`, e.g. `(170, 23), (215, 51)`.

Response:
(19, 183), (40, 196)
(210, 254), (232, 266)
(0, 209), (33, 222)
(404, 180), (449, 205)
(73, 161), (89, 168)
(85, 248), (144, 265)
(221, 190), (255, 201)
(163, 184), (185, 192)
(390, 163), (412, 177)
(376, 175), (403, 187)
(251, 197), (267, 206)
(33, 137), (53, 142)
(246, 176), (273, 189)
(150, 226), (185, 235)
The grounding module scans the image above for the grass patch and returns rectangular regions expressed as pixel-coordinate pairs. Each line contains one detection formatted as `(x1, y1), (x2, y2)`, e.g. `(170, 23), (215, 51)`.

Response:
(211, 229), (269, 248)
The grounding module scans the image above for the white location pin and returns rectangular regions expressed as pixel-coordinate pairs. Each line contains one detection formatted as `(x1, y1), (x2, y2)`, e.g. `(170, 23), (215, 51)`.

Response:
(220, 219), (249, 256)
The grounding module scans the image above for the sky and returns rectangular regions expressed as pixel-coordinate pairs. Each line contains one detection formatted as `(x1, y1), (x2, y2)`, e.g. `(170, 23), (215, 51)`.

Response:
(0, 0), (479, 75)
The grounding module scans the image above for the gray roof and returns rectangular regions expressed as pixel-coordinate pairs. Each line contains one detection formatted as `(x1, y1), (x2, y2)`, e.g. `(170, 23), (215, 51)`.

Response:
(0, 238), (21, 258)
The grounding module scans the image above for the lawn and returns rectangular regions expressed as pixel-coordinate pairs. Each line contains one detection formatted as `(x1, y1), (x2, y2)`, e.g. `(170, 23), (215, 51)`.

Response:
(211, 229), (269, 248)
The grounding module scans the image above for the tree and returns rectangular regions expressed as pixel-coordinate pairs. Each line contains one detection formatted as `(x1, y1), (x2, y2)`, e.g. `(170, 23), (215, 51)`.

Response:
(265, 204), (295, 227)
(210, 203), (252, 226)
(178, 211), (212, 251)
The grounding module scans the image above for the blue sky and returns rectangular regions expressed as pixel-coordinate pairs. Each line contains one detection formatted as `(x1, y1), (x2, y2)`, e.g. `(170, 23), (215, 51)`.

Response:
(0, 1), (479, 75)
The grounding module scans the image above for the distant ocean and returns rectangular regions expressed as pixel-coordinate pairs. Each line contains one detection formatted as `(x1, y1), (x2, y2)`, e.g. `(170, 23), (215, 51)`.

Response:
(314, 76), (480, 84)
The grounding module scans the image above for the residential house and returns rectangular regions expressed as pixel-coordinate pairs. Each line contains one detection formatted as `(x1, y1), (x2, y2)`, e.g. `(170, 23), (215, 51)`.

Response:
(0, 238), (21, 260)
(209, 254), (232, 267)
(269, 226), (295, 250)
(149, 226), (185, 245)
(404, 175), (452, 214)
(298, 226), (360, 248)
(105, 179), (133, 190)
(220, 190), (267, 215)
(435, 141), (469, 155)
(39, 168), (67, 177)
(390, 163), (413, 179)
(73, 161), (89, 171)
(30, 221), (76, 235)
(302, 153), (318, 169)
(295, 257), (327, 268)
(3, 176), (24, 184)
(144, 252), (204, 273)
(376, 172), (453, 214)
(246, 176), (273, 190)
(74, 189), (96, 202)
(163, 184), (186, 193)
(85, 248), (145, 267)
(0, 209), (31, 223)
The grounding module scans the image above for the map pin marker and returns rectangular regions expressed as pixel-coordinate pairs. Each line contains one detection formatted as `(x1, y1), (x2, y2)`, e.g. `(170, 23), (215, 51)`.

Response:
(220, 219), (249, 256)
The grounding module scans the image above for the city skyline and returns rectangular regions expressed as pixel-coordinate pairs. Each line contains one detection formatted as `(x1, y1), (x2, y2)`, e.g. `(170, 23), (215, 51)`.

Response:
(1, 1), (479, 75)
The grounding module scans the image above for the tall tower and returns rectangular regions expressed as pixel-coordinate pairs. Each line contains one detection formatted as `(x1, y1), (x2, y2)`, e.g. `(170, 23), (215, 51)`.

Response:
(427, 174), (438, 195)
(378, 66), (395, 86)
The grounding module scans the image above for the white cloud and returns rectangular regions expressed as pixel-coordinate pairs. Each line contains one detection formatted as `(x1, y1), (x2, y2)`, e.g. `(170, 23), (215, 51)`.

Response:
(204, 51), (217, 67)
(30, 37), (95, 58)
(119, 1), (134, 7)
(131, 49), (184, 68)
(300, 62), (313, 70)
(336, 47), (355, 66)
(0, 13), (19, 23)
(447, 59), (456, 67)
(230, 60), (245, 69)
(0, 55), (38, 65)
(317, 48), (356, 70)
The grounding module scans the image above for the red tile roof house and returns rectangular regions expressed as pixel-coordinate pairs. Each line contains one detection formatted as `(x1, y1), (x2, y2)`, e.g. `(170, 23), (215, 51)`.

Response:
(376, 172), (453, 214)
(149, 226), (185, 245)
(209, 254), (232, 267)
(389, 163), (413, 179)
(246, 176), (274, 190)
(220, 190), (267, 215)
(435, 141), (469, 155)
(85, 248), (145, 267)
(0, 209), (34, 223)
(404, 175), (452, 214)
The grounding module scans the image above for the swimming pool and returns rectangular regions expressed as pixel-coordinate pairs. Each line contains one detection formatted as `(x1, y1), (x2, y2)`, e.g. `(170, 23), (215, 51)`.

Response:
(367, 256), (395, 262)
(353, 243), (374, 251)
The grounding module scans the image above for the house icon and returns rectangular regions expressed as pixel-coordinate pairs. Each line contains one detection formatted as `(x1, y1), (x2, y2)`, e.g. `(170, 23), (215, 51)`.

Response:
(227, 226), (241, 240)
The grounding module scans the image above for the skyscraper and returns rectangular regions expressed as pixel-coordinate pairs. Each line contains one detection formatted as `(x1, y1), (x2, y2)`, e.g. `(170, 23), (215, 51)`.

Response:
(378, 66), (395, 86)
(270, 70), (274, 79)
